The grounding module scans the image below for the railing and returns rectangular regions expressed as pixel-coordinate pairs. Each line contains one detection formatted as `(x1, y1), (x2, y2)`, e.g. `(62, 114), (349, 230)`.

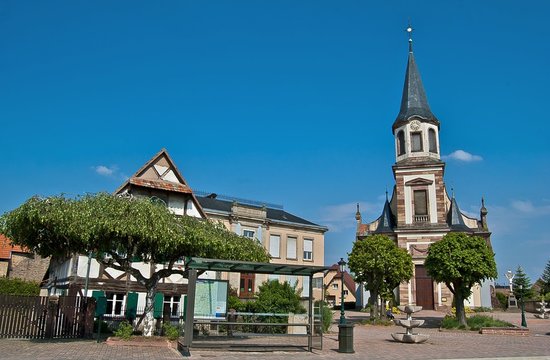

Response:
(414, 215), (429, 223)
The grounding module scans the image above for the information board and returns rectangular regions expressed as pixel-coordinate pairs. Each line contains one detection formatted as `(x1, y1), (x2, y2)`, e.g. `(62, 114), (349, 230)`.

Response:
(194, 279), (228, 319)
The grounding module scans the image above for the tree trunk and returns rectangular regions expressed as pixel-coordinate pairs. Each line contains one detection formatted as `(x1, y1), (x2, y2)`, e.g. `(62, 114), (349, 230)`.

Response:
(371, 291), (380, 320)
(143, 284), (157, 337)
(454, 292), (467, 327)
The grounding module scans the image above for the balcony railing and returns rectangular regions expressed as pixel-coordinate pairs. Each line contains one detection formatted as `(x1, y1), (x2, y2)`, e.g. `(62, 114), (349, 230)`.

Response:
(414, 215), (429, 223)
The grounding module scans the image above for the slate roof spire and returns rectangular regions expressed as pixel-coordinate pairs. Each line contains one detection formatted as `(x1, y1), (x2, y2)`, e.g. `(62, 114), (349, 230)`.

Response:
(447, 191), (470, 231)
(374, 195), (395, 233)
(393, 26), (440, 132)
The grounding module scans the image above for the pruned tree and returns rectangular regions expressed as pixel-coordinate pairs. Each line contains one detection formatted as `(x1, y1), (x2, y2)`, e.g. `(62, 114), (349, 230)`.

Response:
(425, 232), (497, 327)
(348, 234), (413, 320)
(0, 193), (269, 336)
(512, 265), (534, 301)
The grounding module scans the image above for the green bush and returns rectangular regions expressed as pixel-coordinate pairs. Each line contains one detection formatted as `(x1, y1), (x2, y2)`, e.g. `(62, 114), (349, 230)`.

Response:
(495, 292), (508, 309)
(441, 315), (513, 331)
(0, 277), (40, 295)
(472, 306), (493, 313)
(315, 301), (333, 333)
(163, 323), (180, 340)
(114, 320), (134, 340)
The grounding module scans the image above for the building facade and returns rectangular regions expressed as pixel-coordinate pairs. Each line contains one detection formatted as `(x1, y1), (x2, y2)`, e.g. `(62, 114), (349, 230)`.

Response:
(0, 234), (49, 283)
(323, 264), (356, 308)
(356, 37), (493, 310)
(196, 194), (327, 300)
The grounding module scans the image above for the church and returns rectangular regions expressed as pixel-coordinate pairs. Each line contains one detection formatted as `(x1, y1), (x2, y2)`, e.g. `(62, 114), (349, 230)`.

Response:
(355, 32), (493, 310)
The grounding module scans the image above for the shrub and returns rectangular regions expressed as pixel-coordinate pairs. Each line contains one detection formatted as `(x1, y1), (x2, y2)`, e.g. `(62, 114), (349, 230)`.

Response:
(440, 315), (513, 331)
(315, 301), (333, 333)
(114, 320), (134, 340)
(472, 306), (492, 313)
(495, 292), (508, 309)
(0, 277), (40, 295)
(163, 323), (180, 340)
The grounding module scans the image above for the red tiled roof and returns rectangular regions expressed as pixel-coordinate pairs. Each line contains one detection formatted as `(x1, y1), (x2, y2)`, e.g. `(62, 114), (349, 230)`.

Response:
(128, 178), (193, 194)
(357, 224), (368, 235)
(0, 234), (28, 260)
(328, 264), (356, 294)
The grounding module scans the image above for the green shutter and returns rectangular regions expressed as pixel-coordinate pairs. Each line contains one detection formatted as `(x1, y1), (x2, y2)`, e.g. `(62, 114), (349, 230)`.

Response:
(92, 290), (106, 317)
(125, 292), (138, 320)
(153, 292), (164, 319)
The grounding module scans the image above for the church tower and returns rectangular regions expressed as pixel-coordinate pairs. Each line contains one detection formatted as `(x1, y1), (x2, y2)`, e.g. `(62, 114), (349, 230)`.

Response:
(356, 29), (493, 310)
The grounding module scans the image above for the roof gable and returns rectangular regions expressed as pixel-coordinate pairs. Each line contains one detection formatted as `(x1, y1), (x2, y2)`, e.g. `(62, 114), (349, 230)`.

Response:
(115, 149), (206, 218)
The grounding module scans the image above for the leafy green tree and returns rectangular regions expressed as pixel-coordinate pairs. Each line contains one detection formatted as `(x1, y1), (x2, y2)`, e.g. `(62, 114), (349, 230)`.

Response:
(0, 193), (269, 336)
(425, 233), (497, 327)
(348, 234), (413, 320)
(512, 266), (534, 301)
(541, 259), (550, 295)
(254, 280), (306, 314)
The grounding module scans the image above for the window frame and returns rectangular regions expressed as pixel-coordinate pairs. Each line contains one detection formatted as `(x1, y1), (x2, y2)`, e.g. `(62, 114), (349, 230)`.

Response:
(269, 234), (281, 258)
(411, 131), (423, 152)
(303, 238), (313, 261)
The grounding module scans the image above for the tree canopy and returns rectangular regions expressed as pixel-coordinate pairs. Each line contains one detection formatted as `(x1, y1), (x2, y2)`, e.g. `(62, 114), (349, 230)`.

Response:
(512, 265), (534, 301)
(348, 234), (413, 319)
(541, 259), (550, 295)
(425, 232), (497, 326)
(1, 193), (270, 335)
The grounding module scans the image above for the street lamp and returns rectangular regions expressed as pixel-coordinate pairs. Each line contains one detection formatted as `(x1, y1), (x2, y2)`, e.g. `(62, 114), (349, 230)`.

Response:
(519, 285), (527, 327)
(338, 258), (347, 325)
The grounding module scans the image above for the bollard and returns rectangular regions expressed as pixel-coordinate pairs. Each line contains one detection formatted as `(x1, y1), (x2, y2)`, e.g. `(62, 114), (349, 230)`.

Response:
(338, 323), (355, 353)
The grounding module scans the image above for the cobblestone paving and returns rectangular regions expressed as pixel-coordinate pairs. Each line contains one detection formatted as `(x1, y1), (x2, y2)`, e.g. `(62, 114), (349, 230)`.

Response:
(0, 311), (549, 360)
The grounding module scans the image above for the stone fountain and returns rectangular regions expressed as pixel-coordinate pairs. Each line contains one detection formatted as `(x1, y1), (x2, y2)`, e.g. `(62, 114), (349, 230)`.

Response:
(391, 305), (429, 343)
(534, 297), (549, 319)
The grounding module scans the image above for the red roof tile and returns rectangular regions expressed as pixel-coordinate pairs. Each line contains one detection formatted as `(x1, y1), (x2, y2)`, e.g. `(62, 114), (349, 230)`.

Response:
(0, 234), (28, 260)
(129, 178), (193, 194)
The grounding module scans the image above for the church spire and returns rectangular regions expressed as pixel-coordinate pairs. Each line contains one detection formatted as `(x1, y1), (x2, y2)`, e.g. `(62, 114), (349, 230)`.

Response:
(393, 26), (439, 133)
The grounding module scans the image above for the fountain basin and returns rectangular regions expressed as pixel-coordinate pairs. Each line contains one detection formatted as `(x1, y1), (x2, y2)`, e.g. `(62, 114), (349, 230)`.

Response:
(391, 333), (429, 344)
(394, 319), (425, 328)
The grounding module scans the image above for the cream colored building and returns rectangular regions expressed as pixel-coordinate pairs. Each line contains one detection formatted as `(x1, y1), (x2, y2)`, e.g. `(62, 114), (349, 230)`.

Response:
(197, 194), (328, 300)
(323, 264), (356, 308)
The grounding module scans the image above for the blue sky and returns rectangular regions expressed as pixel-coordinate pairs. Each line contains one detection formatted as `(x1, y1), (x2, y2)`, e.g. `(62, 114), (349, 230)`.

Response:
(1, 1), (549, 285)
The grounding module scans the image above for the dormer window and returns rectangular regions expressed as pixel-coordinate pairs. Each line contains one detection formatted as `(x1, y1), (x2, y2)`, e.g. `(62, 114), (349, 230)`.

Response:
(428, 128), (437, 153)
(411, 132), (423, 152)
(397, 130), (406, 156)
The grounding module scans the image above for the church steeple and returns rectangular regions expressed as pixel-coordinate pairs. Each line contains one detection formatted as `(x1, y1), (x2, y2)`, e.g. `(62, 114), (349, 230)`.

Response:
(393, 27), (439, 132)
(393, 27), (441, 163)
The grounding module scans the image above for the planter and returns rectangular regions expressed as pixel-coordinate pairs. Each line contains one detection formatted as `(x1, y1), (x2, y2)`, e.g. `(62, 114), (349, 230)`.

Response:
(106, 336), (177, 348)
(479, 327), (530, 336)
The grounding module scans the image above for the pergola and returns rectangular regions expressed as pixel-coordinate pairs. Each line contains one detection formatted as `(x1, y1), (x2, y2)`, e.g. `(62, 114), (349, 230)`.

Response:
(181, 257), (329, 353)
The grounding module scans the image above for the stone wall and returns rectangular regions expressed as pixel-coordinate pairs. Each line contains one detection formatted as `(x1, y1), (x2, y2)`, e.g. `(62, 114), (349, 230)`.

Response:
(9, 253), (50, 282)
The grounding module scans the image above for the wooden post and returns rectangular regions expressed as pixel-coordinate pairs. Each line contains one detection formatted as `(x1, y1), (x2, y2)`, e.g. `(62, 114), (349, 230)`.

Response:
(45, 296), (59, 339)
(84, 297), (96, 338)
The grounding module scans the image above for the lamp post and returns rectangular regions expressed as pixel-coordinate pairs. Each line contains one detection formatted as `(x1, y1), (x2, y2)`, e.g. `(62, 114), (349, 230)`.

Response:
(338, 258), (347, 325)
(519, 285), (527, 327)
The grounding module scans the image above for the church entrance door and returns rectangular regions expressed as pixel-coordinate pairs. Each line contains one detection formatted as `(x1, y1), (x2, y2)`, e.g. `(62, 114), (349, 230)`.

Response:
(415, 265), (434, 310)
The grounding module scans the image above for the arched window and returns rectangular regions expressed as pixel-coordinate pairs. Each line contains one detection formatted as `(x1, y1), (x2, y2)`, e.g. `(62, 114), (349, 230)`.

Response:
(428, 128), (437, 153)
(397, 130), (406, 156)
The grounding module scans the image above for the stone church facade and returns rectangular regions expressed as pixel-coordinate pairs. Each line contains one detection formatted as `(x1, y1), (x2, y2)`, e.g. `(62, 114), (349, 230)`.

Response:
(355, 38), (493, 310)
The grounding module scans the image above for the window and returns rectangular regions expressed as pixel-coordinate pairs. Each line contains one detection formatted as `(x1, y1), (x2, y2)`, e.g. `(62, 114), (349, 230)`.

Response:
(429, 128), (437, 153)
(286, 236), (297, 259)
(243, 229), (255, 238)
(164, 295), (181, 317)
(269, 235), (280, 258)
(344, 290), (349, 296)
(414, 190), (428, 216)
(240, 273), (255, 298)
(312, 277), (323, 289)
(106, 293), (125, 316)
(397, 130), (406, 156)
(303, 239), (313, 260)
(333, 283), (338, 290)
(287, 275), (298, 288)
(411, 132), (423, 152)
(302, 276), (310, 297)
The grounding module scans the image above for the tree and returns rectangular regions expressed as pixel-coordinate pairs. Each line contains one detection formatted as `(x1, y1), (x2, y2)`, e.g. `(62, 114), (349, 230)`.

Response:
(347, 234), (413, 320)
(0, 193), (269, 336)
(512, 265), (534, 301)
(425, 233), (497, 327)
(541, 259), (550, 295)
(254, 280), (306, 314)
